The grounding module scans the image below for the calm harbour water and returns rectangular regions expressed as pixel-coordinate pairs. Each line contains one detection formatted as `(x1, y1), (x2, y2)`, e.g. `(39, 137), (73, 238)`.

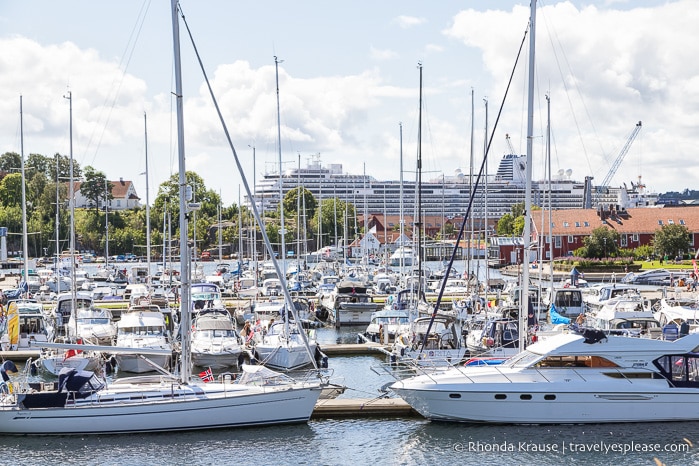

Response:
(4, 262), (699, 464)
(4, 325), (699, 465)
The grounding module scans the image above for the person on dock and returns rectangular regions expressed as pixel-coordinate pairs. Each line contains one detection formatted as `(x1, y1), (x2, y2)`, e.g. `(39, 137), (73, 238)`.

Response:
(240, 321), (253, 344)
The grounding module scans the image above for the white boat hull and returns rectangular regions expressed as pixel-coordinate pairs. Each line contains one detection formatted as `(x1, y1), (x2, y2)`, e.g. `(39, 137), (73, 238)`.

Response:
(0, 382), (321, 434)
(192, 349), (243, 370)
(115, 353), (171, 374)
(255, 343), (317, 371)
(336, 303), (380, 324)
(393, 379), (699, 424)
(41, 355), (93, 375)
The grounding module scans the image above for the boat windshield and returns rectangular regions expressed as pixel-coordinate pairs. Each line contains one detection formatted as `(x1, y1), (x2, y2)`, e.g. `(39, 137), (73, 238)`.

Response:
(119, 326), (164, 335)
(78, 318), (111, 325)
(504, 350), (542, 368)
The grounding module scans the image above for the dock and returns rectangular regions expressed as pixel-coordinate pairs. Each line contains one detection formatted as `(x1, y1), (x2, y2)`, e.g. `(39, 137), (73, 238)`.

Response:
(312, 397), (418, 418)
(319, 342), (389, 356)
(0, 350), (41, 362)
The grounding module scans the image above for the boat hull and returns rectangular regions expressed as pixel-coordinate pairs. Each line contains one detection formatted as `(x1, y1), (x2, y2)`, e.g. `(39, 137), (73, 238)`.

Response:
(255, 343), (317, 371)
(192, 349), (242, 370)
(115, 354), (171, 374)
(392, 373), (699, 424)
(336, 303), (380, 325)
(0, 383), (321, 434)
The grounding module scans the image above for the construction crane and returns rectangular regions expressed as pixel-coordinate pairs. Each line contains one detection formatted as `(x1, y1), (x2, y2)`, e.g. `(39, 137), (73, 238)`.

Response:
(596, 121), (642, 192)
(505, 133), (517, 154)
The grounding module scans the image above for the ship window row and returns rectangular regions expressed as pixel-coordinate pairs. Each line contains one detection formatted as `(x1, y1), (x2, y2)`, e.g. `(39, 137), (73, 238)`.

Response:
(535, 355), (619, 368)
(489, 394), (557, 400)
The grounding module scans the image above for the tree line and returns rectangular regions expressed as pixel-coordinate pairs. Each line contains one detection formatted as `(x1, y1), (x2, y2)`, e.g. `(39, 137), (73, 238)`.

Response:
(0, 152), (358, 259)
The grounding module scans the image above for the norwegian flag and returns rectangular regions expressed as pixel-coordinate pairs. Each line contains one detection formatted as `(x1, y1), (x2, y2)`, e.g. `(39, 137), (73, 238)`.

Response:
(198, 367), (214, 383)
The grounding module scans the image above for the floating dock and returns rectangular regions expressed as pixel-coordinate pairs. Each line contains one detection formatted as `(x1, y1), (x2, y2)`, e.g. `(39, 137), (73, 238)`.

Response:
(312, 397), (418, 418)
(0, 350), (41, 362)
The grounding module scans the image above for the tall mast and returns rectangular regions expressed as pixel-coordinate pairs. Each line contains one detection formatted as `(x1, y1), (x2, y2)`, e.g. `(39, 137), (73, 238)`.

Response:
(483, 98), (490, 297)
(399, 122), (404, 271)
(19, 96), (29, 294)
(105, 179), (109, 268)
(218, 194), (223, 267)
(468, 88), (474, 286)
(171, 0), (191, 383)
(275, 56), (286, 279)
(416, 62), (423, 299)
(55, 153), (60, 281)
(520, 0), (537, 351)
(546, 94), (554, 295)
(64, 89), (77, 325)
(144, 112), (152, 287)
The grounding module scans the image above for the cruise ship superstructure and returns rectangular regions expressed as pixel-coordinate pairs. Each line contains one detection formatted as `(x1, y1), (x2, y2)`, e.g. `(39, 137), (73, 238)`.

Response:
(247, 154), (656, 221)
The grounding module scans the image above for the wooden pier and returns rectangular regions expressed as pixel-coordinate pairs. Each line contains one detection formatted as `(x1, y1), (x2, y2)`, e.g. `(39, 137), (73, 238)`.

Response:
(312, 397), (418, 418)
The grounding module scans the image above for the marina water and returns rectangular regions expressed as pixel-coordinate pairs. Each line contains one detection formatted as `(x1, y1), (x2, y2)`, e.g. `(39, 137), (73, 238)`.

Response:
(3, 261), (699, 464)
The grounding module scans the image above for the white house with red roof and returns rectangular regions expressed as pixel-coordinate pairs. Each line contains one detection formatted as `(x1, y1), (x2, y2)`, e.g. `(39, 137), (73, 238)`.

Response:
(73, 178), (141, 211)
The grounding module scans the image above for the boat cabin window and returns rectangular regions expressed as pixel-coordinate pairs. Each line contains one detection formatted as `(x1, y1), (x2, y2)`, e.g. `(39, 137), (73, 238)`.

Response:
(554, 290), (582, 307)
(505, 350), (541, 368)
(535, 355), (619, 368)
(654, 354), (699, 386)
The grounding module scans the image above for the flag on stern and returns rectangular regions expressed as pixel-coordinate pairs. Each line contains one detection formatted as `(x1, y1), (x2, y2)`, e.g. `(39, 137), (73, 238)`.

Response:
(199, 367), (214, 383)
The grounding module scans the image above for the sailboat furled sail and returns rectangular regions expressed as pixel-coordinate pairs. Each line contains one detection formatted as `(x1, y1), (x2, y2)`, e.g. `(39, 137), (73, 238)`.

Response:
(0, 0), (321, 435)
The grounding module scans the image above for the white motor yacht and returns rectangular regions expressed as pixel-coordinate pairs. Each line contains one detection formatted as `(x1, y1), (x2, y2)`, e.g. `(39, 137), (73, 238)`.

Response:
(392, 331), (699, 424)
(114, 305), (172, 373)
(191, 309), (243, 370)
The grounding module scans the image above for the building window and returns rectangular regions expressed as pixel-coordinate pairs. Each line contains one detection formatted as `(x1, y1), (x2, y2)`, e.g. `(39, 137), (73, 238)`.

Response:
(668, 219), (674, 225)
(567, 235), (574, 243)
(555, 236), (561, 248)
(583, 221), (589, 227)
(632, 233), (639, 242)
(680, 219), (686, 225)
(575, 222), (580, 227)
(563, 222), (569, 227)
(658, 220), (663, 225)
(620, 235), (628, 247)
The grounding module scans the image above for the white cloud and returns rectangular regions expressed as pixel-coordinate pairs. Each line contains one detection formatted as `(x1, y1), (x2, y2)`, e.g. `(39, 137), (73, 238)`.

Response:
(394, 15), (426, 29)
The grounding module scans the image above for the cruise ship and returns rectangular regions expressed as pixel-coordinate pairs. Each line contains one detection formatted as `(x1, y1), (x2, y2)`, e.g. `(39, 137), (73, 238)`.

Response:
(247, 153), (655, 222)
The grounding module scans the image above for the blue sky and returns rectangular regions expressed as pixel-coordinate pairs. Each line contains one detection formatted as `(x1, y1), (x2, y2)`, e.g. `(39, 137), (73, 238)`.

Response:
(1, 0), (696, 206)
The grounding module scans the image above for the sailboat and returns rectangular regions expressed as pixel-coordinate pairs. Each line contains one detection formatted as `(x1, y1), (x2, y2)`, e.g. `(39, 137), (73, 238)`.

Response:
(0, 1), (321, 435)
(390, 64), (466, 366)
(252, 56), (319, 371)
(391, 1), (572, 422)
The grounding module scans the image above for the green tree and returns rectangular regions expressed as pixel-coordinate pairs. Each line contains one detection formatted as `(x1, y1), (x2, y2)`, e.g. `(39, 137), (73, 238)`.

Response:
(496, 213), (514, 236)
(510, 202), (525, 218)
(582, 226), (620, 258)
(80, 166), (112, 213)
(312, 197), (355, 247)
(0, 173), (22, 207)
(283, 187), (317, 219)
(653, 224), (691, 259)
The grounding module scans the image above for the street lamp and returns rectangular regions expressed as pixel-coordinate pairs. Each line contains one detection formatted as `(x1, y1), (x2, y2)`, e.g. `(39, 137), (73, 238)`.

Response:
(603, 237), (607, 258)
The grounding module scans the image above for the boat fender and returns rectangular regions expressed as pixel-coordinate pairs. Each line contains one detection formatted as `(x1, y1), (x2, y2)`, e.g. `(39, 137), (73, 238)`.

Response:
(390, 354), (397, 364)
(400, 347), (405, 357)
(321, 356), (328, 369)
